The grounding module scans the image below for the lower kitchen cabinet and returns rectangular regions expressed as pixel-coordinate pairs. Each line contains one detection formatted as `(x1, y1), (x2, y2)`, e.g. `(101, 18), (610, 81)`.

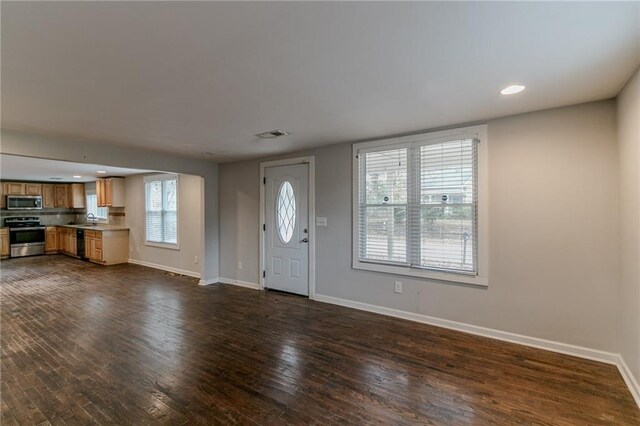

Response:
(57, 227), (66, 253)
(56, 227), (77, 256)
(45, 227), (58, 253)
(0, 229), (9, 259)
(14, 226), (128, 264)
(84, 229), (128, 265)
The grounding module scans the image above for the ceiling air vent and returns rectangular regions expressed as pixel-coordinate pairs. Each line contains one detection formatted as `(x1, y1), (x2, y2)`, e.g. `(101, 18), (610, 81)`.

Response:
(256, 129), (289, 139)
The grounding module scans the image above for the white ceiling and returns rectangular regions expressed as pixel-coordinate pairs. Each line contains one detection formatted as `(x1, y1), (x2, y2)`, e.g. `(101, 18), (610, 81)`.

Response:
(2, 2), (639, 162)
(0, 154), (154, 182)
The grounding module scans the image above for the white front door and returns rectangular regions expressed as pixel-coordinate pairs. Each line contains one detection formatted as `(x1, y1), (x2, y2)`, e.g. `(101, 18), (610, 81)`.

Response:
(265, 163), (309, 296)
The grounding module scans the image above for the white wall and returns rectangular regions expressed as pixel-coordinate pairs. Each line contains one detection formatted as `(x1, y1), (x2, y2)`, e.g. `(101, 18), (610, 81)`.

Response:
(219, 100), (620, 352)
(0, 129), (219, 282)
(617, 67), (640, 383)
(126, 173), (204, 277)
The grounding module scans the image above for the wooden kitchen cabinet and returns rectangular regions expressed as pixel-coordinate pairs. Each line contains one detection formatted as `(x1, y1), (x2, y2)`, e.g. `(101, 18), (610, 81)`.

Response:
(85, 229), (128, 265)
(68, 232), (77, 256)
(1, 181), (81, 209)
(25, 184), (42, 195)
(48, 226), (129, 264)
(67, 183), (86, 208)
(85, 230), (102, 262)
(45, 227), (58, 253)
(0, 183), (6, 209)
(96, 177), (125, 207)
(56, 227), (78, 256)
(54, 185), (69, 208)
(57, 227), (66, 253)
(6, 182), (25, 195)
(0, 229), (9, 258)
(42, 184), (55, 208)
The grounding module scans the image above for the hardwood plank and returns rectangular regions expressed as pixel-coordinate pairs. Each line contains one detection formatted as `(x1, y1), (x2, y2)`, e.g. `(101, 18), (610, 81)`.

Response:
(1, 255), (638, 424)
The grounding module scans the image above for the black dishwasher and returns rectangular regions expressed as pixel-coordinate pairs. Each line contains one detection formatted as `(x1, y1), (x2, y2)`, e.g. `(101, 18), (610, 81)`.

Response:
(76, 229), (87, 259)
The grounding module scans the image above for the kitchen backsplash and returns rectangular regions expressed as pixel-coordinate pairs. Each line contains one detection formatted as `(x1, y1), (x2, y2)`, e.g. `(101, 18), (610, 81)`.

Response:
(102, 207), (126, 226)
(1, 207), (126, 226)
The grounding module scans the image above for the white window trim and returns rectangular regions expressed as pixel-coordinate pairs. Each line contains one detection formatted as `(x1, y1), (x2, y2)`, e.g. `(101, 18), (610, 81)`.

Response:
(352, 125), (489, 287)
(144, 173), (180, 250)
(145, 241), (180, 251)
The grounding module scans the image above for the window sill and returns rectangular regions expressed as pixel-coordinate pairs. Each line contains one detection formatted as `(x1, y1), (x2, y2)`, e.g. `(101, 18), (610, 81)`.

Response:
(145, 241), (180, 251)
(352, 260), (488, 287)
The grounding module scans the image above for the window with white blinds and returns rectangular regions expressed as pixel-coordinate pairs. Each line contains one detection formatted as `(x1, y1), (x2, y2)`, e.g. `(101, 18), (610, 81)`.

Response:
(86, 194), (108, 220)
(144, 175), (178, 245)
(354, 127), (485, 282)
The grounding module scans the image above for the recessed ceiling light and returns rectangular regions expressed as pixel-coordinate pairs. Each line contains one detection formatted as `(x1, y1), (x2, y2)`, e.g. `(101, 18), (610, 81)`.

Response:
(500, 85), (526, 95)
(256, 129), (289, 139)
(73, 175), (82, 178)
(97, 170), (107, 174)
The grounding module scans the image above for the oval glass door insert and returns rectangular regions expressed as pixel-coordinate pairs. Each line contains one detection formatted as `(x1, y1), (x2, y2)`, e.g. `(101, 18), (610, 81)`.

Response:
(276, 180), (296, 243)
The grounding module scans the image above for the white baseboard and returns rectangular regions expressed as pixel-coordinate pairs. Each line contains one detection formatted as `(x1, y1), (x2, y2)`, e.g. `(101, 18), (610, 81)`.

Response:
(314, 294), (640, 409)
(128, 259), (201, 279)
(314, 294), (619, 365)
(198, 277), (219, 286)
(218, 277), (260, 290)
(617, 355), (640, 409)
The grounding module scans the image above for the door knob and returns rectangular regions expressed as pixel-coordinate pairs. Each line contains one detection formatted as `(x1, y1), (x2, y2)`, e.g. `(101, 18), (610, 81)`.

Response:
(301, 238), (309, 243)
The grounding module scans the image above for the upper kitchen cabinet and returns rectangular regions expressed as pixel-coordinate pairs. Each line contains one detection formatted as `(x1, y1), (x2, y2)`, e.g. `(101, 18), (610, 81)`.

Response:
(96, 177), (125, 207)
(54, 184), (68, 208)
(42, 184), (55, 208)
(25, 183), (42, 195)
(1, 181), (85, 209)
(6, 182), (25, 195)
(67, 183), (86, 208)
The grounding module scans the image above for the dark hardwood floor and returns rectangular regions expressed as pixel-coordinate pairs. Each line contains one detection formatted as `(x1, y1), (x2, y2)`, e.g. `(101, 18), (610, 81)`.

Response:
(1, 255), (639, 425)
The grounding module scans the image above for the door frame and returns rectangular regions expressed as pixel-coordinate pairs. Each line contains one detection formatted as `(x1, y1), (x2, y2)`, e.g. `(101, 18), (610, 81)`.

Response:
(260, 156), (316, 299)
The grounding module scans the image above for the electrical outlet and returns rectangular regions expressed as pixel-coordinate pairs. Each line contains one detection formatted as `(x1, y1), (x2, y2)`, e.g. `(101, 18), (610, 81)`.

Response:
(394, 281), (403, 294)
(238, 261), (243, 270)
(194, 256), (199, 264)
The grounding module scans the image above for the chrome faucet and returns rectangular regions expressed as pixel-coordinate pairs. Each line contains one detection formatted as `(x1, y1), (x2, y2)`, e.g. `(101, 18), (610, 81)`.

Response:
(86, 213), (97, 226)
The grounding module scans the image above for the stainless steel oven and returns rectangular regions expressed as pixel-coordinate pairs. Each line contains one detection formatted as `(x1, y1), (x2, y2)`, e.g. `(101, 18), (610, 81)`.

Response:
(7, 195), (42, 210)
(5, 217), (45, 257)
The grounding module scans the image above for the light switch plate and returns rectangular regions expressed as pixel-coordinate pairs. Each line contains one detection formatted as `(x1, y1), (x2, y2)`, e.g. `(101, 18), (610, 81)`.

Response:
(316, 217), (327, 227)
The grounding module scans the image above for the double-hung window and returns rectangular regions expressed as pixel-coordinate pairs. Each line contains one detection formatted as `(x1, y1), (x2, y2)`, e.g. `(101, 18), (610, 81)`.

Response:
(144, 174), (178, 247)
(353, 126), (488, 286)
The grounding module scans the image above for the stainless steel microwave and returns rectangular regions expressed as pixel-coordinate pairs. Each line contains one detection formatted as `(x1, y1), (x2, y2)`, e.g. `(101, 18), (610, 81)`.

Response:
(6, 195), (43, 210)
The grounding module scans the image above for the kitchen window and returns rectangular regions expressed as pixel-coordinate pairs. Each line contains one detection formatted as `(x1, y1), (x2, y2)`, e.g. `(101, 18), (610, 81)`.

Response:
(352, 125), (488, 286)
(86, 194), (108, 220)
(144, 174), (178, 247)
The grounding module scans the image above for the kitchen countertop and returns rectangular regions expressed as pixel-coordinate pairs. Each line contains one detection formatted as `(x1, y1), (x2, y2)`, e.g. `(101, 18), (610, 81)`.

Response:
(56, 224), (130, 231)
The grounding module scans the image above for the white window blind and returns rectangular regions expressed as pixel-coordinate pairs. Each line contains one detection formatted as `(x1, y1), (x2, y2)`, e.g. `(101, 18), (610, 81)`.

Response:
(359, 148), (408, 264)
(145, 175), (178, 245)
(357, 137), (478, 275)
(86, 194), (108, 219)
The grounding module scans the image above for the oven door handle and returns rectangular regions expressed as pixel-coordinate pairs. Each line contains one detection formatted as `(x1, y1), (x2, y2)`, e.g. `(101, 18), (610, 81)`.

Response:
(9, 227), (46, 231)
